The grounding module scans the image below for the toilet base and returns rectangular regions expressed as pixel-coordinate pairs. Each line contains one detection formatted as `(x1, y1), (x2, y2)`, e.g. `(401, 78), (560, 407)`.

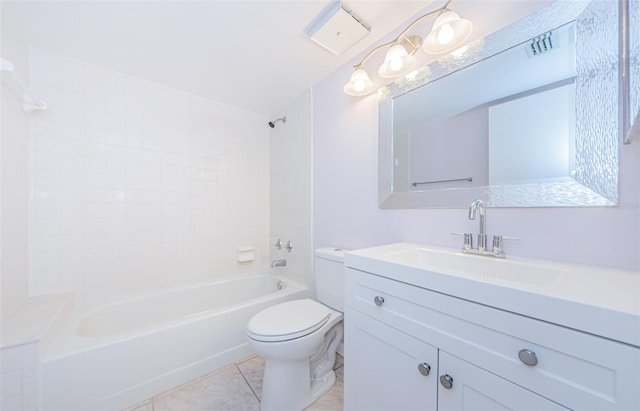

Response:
(310, 369), (336, 403)
(261, 358), (336, 411)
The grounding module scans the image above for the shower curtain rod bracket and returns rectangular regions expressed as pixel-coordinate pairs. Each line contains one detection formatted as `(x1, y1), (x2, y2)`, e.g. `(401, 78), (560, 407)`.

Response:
(22, 92), (47, 113)
(1, 58), (48, 114)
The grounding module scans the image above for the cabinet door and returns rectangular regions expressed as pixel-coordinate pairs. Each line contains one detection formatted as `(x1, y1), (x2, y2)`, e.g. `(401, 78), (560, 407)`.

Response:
(344, 307), (437, 411)
(437, 351), (567, 411)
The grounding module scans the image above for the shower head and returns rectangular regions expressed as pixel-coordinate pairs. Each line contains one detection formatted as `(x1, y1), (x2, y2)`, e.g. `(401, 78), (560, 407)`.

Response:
(268, 116), (286, 128)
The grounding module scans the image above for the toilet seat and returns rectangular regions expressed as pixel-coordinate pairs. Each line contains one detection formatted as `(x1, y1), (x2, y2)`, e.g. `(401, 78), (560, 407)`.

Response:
(247, 299), (330, 342)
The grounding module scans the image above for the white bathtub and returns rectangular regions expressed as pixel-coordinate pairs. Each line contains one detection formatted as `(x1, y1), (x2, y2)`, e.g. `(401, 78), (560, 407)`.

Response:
(41, 274), (308, 410)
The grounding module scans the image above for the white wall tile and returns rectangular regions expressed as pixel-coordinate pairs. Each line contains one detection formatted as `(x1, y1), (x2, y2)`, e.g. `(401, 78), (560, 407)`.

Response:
(21, 376), (39, 411)
(0, 343), (42, 411)
(20, 343), (38, 379)
(28, 48), (270, 305)
(1, 370), (21, 400)
(1, 395), (21, 411)
(269, 90), (313, 287)
(0, 347), (22, 374)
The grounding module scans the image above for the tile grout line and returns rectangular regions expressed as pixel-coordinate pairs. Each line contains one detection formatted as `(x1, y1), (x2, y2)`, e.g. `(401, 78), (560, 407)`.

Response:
(235, 363), (261, 403)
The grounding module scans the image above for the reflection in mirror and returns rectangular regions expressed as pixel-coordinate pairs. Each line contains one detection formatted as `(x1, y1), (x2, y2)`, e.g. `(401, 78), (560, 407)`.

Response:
(379, 0), (622, 208)
(393, 22), (576, 192)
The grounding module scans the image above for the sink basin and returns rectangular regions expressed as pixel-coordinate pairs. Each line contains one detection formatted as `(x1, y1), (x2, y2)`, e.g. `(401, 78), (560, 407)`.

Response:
(381, 245), (567, 289)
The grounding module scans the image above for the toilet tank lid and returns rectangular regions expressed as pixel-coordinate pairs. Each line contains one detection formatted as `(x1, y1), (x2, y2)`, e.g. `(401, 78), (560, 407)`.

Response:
(315, 247), (346, 262)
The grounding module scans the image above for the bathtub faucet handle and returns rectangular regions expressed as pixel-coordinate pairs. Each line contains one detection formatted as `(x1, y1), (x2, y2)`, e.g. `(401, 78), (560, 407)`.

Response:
(274, 238), (282, 250)
(285, 240), (293, 252)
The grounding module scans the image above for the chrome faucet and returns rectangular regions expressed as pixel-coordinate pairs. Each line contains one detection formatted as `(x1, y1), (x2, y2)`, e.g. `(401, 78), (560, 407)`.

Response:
(454, 199), (518, 258)
(468, 199), (487, 251)
(271, 259), (286, 267)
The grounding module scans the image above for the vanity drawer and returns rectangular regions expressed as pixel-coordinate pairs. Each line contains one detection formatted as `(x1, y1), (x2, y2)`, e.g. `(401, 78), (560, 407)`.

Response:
(345, 267), (640, 410)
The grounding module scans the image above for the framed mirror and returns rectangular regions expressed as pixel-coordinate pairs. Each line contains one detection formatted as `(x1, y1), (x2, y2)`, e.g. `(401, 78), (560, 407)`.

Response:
(379, 0), (635, 208)
(627, 0), (640, 143)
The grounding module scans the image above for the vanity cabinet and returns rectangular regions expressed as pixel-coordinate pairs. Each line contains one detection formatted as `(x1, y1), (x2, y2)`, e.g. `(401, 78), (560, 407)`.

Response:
(345, 308), (438, 411)
(344, 267), (640, 410)
(436, 351), (565, 411)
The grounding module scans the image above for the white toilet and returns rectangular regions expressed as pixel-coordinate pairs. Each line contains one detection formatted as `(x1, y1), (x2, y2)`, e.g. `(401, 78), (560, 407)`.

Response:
(247, 247), (345, 411)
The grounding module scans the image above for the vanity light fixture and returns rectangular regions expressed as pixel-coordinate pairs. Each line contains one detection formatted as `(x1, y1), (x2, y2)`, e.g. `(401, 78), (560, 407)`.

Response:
(344, 68), (375, 96)
(343, 0), (472, 96)
(422, 10), (473, 55)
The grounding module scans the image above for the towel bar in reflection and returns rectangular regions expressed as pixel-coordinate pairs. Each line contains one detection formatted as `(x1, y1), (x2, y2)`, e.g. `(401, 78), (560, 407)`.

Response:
(412, 177), (472, 187)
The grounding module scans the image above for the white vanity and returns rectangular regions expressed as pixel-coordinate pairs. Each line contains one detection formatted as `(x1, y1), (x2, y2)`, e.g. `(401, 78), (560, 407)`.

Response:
(344, 243), (640, 410)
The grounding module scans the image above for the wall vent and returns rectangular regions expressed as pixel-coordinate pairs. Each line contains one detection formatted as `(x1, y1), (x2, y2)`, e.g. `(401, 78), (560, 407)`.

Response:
(526, 31), (557, 58)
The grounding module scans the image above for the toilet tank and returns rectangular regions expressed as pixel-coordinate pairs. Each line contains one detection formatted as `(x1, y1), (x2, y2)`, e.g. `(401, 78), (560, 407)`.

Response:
(314, 247), (345, 312)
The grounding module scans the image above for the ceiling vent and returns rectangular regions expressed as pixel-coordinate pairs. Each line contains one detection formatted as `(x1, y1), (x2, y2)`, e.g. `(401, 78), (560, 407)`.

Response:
(308, 2), (371, 56)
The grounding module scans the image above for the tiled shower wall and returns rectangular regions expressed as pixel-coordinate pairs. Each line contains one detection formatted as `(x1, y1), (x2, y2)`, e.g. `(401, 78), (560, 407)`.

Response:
(28, 48), (270, 306)
(1, 8), (31, 318)
(269, 90), (313, 288)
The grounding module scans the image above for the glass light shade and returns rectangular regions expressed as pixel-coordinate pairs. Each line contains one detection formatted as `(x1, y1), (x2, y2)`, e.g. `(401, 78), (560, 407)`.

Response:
(378, 44), (417, 78)
(423, 10), (473, 55)
(343, 68), (375, 96)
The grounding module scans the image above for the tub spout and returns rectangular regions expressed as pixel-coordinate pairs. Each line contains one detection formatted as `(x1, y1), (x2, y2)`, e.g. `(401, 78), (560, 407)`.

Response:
(271, 259), (286, 267)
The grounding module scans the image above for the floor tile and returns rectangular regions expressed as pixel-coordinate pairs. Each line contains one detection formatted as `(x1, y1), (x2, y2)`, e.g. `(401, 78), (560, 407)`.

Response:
(122, 400), (153, 411)
(237, 355), (266, 400)
(304, 378), (344, 411)
(121, 353), (343, 411)
(333, 354), (344, 370)
(153, 365), (259, 411)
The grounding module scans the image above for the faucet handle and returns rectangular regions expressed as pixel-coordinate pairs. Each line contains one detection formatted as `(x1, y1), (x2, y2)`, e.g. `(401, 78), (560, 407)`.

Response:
(492, 235), (520, 254)
(274, 238), (283, 250)
(477, 233), (488, 251)
(452, 233), (473, 250)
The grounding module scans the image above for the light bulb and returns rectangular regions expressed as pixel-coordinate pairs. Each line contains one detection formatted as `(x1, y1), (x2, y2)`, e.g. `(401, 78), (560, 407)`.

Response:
(387, 45), (408, 72)
(351, 70), (369, 91)
(344, 68), (375, 96)
(423, 10), (473, 55)
(437, 23), (455, 45)
(379, 44), (415, 78)
(389, 57), (404, 72)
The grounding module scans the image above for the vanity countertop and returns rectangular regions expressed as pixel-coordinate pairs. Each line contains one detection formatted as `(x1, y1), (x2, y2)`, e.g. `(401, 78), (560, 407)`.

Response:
(345, 243), (640, 347)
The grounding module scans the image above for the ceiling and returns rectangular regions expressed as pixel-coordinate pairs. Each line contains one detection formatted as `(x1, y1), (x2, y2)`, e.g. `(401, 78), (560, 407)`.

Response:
(2, 0), (552, 117)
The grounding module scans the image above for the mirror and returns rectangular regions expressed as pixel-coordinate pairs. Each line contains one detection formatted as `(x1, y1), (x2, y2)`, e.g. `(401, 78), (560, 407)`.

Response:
(379, 0), (629, 208)
(628, 0), (640, 143)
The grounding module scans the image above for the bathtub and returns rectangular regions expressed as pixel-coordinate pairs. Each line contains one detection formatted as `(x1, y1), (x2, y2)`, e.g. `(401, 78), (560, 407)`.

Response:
(41, 274), (308, 410)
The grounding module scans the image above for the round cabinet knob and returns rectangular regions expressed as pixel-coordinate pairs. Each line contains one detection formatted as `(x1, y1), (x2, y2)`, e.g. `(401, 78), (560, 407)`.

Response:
(418, 362), (431, 376)
(518, 349), (538, 366)
(374, 296), (385, 306)
(439, 374), (454, 389)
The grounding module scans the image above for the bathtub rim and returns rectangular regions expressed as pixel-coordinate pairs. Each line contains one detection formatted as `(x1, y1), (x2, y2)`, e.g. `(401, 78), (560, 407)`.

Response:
(43, 273), (308, 361)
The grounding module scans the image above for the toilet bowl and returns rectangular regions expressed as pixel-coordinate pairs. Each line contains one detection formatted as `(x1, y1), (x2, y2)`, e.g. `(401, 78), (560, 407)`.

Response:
(246, 248), (345, 411)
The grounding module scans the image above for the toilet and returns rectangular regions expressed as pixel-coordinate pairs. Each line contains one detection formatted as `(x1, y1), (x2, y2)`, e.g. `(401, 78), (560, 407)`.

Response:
(247, 247), (345, 411)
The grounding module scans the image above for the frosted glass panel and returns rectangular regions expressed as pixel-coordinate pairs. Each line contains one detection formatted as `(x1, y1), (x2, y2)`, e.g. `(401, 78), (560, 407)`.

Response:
(574, 0), (618, 203)
(631, 0), (640, 134)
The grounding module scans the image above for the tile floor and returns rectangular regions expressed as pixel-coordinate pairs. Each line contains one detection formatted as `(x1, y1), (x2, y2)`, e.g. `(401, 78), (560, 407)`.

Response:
(123, 354), (344, 411)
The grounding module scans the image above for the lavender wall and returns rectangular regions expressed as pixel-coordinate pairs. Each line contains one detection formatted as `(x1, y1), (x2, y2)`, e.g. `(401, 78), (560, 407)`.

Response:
(312, 63), (640, 271)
